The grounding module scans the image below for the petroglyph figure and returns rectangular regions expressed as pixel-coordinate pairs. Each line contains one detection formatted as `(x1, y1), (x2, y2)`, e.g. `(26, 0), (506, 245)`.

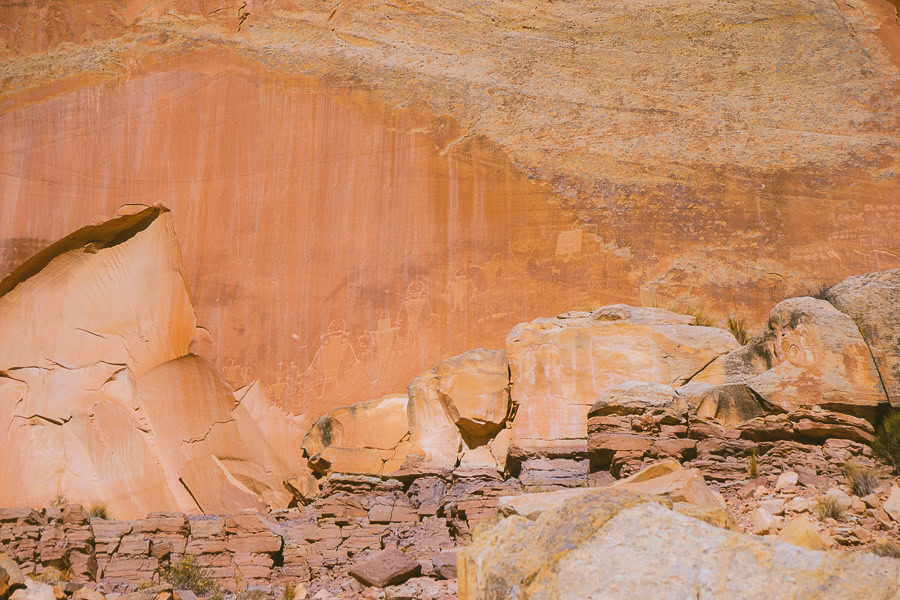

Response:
(445, 270), (477, 312)
(369, 311), (401, 377)
(401, 281), (432, 337)
(306, 319), (360, 397)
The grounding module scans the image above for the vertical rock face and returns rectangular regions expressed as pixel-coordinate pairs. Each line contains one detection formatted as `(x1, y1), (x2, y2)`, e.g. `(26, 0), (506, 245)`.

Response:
(505, 305), (738, 456)
(0, 208), (292, 518)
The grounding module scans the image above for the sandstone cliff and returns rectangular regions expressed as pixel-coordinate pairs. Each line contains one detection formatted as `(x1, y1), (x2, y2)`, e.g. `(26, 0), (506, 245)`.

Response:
(2, 0), (898, 420)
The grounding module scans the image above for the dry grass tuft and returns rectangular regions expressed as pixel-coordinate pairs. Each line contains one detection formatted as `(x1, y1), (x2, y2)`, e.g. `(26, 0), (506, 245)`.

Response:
(842, 461), (879, 497)
(814, 496), (847, 522)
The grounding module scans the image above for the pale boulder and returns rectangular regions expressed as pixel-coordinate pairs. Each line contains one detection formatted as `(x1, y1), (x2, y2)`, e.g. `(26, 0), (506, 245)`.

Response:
(883, 486), (900, 522)
(302, 394), (410, 477)
(10, 580), (54, 600)
(0, 208), (299, 517)
(499, 460), (732, 528)
(775, 471), (799, 490)
(751, 507), (778, 534)
(458, 490), (900, 600)
(0, 209), (191, 517)
(135, 355), (294, 513)
(507, 305), (737, 456)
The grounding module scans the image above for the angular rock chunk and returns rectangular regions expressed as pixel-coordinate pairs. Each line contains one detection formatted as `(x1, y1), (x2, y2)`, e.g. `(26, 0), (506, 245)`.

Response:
(676, 382), (765, 428)
(302, 394), (410, 477)
(777, 515), (826, 551)
(0, 554), (25, 592)
(349, 548), (420, 588)
(431, 549), (460, 580)
(825, 268), (900, 404)
(459, 489), (900, 600)
(506, 305), (737, 456)
(499, 460), (731, 528)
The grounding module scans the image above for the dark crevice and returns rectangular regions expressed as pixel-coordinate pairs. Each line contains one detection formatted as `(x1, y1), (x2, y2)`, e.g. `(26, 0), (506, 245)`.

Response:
(178, 476), (205, 514)
(0, 206), (164, 300)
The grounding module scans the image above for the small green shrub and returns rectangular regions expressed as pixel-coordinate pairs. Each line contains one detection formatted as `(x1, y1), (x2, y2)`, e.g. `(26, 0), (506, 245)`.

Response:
(814, 496), (847, 522)
(747, 450), (759, 479)
(726, 314), (748, 345)
(89, 503), (110, 519)
(685, 305), (715, 327)
(158, 556), (218, 597)
(34, 566), (73, 584)
(874, 411), (900, 473)
(868, 540), (900, 559)
(842, 461), (879, 497)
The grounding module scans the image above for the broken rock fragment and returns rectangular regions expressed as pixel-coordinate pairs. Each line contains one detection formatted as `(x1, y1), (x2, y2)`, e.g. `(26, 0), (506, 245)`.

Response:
(349, 548), (421, 588)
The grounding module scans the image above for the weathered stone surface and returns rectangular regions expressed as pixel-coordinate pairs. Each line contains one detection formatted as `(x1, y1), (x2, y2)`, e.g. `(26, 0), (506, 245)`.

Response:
(459, 489), (900, 600)
(695, 297), (887, 419)
(302, 395), (410, 477)
(677, 382), (766, 429)
(507, 305), (737, 455)
(825, 269), (900, 404)
(349, 548), (421, 588)
(500, 460), (730, 528)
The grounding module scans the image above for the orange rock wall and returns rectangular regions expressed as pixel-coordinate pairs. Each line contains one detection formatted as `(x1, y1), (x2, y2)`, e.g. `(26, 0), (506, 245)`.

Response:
(0, 53), (614, 424)
(2, 0), (899, 429)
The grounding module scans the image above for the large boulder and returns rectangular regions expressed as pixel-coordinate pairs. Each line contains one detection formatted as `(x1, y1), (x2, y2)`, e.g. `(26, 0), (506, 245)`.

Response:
(349, 548), (420, 588)
(825, 268), (900, 405)
(432, 349), (510, 440)
(506, 305), (738, 456)
(302, 394), (410, 477)
(458, 489), (900, 600)
(399, 372), (463, 477)
(0, 207), (297, 517)
(694, 297), (887, 420)
(400, 349), (510, 477)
